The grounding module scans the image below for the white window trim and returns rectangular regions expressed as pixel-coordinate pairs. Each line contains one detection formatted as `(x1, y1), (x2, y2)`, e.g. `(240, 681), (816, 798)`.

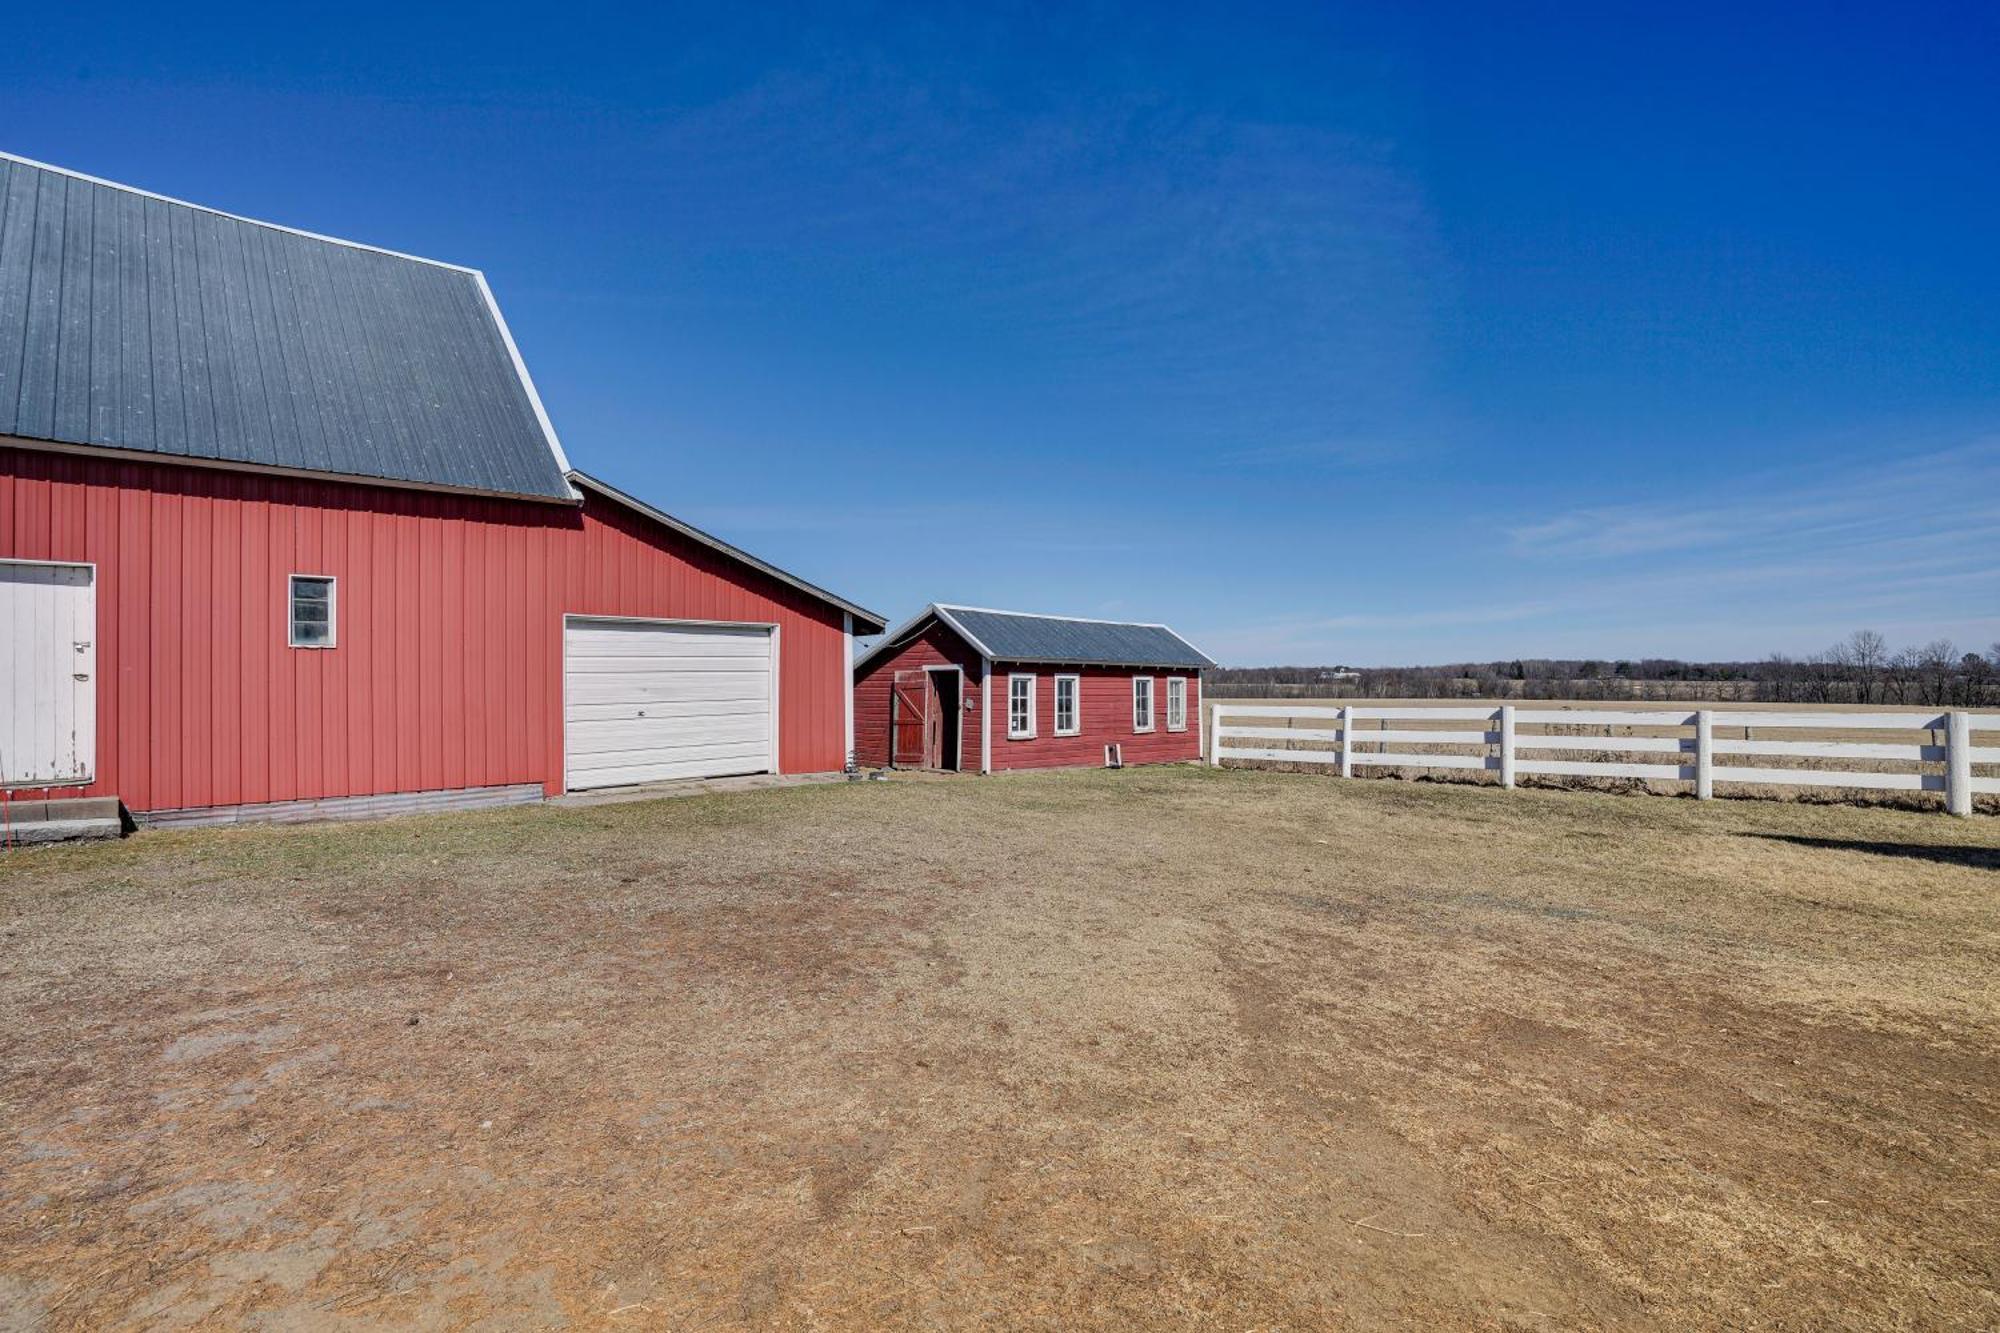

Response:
(1054, 674), (1081, 736)
(288, 573), (337, 649)
(1008, 673), (1037, 739)
(1166, 676), (1188, 732)
(1132, 675), (1155, 733)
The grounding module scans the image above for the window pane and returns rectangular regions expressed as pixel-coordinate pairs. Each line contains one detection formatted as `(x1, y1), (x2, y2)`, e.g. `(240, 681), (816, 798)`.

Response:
(1010, 677), (1033, 736)
(290, 576), (334, 646)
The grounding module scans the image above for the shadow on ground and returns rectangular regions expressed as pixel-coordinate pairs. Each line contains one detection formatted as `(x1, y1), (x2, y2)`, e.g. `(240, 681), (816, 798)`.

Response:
(1739, 832), (2000, 870)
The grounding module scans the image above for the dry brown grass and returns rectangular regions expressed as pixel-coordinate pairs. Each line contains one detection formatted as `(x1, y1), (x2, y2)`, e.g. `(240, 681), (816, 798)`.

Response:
(2, 767), (1996, 1329)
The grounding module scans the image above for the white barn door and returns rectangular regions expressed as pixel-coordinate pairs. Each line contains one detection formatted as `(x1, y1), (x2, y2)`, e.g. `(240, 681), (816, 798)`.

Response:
(0, 561), (96, 787)
(563, 618), (777, 790)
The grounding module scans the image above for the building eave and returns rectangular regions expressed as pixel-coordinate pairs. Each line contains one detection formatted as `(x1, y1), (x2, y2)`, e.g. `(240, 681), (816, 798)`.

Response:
(567, 470), (886, 633)
(0, 435), (582, 505)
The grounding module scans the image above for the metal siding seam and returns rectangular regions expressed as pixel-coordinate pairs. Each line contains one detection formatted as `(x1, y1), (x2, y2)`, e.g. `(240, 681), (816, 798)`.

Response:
(304, 237), (383, 481)
(141, 197), (186, 456)
(85, 184), (119, 447)
(259, 228), (330, 469)
(220, 213), (279, 469)
(54, 173), (94, 444)
(191, 210), (246, 464)
(167, 204), (214, 464)
(114, 190), (152, 449)
(442, 508), (466, 791)
(17, 170), (64, 438)
(0, 161), (29, 436)
(375, 257), (468, 490)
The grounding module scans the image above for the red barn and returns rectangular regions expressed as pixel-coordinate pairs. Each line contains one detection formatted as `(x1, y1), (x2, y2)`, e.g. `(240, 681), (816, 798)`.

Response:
(0, 152), (884, 825)
(853, 604), (1213, 773)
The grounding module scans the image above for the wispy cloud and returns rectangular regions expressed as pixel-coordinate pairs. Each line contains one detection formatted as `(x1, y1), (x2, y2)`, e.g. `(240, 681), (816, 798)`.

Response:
(1504, 439), (2000, 563)
(1196, 438), (2000, 665)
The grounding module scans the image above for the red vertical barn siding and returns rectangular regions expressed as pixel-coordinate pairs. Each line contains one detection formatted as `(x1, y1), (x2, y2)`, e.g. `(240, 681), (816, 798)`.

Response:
(1, 446), (853, 812)
(986, 666), (1201, 771)
(851, 621), (983, 769)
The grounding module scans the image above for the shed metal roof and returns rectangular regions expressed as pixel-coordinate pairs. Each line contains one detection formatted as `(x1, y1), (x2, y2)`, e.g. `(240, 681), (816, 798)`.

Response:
(856, 603), (1214, 672)
(0, 151), (572, 500)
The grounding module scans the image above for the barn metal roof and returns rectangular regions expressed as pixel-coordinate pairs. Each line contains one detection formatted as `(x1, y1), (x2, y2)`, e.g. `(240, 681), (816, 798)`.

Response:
(568, 471), (887, 633)
(0, 152), (573, 500)
(855, 604), (1214, 672)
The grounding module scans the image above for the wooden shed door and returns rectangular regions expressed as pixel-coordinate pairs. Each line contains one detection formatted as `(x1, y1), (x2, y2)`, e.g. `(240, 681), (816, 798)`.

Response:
(891, 670), (931, 768)
(0, 561), (96, 786)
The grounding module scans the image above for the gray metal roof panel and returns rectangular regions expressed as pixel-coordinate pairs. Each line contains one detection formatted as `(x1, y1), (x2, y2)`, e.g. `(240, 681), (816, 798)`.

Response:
(0, 153), (572, 500)
(936, 605), (1213, 669)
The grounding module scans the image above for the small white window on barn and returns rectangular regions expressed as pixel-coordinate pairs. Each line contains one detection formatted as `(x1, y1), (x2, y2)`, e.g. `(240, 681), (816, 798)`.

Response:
(1054, 674), (1081, 736)
(1008, 673), (1037, 739)
(1132, 676), (1154, 732)
(288, 575), (336, 648)
(1166, 676), (1188, 731)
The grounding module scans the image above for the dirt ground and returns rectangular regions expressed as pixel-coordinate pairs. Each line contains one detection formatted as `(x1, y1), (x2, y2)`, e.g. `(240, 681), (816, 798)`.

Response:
(2, 767), (1996, 1330)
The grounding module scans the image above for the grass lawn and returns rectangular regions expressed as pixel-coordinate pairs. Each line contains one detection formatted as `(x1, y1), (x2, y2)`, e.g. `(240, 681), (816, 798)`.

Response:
(2, 767), (1997, 1329)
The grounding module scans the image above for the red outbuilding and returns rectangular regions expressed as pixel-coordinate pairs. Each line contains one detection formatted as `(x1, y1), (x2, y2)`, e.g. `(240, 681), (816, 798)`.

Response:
(853, 604), (1213, 773)
(0, 152), (884, 824)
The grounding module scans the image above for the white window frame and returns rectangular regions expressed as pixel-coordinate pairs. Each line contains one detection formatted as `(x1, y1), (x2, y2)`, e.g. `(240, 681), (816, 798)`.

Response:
(1008, 673), (1037, 739)
(288, 573), (337, 649)
(1132, 675), (1155, 733)
(1054, 674), (1081, 736)
(1166, 676), (1188, 732)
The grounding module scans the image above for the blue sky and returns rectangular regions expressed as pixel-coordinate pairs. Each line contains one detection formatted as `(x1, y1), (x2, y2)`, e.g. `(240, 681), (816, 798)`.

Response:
(6, 3), (1996, 664)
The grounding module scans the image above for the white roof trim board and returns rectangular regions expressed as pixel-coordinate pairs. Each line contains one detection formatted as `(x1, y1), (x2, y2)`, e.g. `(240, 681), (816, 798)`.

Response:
(0, 149), (573, 500)
(473, 270), (574, 492)
(854, 603), (1214, 673)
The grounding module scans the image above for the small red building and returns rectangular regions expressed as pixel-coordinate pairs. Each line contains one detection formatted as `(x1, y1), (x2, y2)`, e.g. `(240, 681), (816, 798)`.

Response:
(853, 604), (1212, 773)
(0, 152), (884, 823)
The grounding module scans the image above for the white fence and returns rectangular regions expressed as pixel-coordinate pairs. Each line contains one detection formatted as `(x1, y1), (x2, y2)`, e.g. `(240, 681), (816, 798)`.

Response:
(1208, 704), (2000, 816)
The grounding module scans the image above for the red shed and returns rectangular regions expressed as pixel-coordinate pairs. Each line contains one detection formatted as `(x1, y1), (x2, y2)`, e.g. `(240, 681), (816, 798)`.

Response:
(0, 152), (884, 824)
(853, 604), (1213, 773)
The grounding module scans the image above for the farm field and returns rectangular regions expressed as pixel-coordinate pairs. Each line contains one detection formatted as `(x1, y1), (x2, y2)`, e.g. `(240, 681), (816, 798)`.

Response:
(3, 767), (1998, 1329)
(1206, 694), (1986, 732)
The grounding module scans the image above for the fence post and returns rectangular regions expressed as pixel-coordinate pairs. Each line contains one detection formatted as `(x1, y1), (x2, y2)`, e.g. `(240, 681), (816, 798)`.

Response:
(1946, 711), (1972, 816)
(1339, 705), (1354, 779)
(1695, 709), (1714, 800)
(1208, 705), (1224, 766)
(1498, 705), (1515, 788)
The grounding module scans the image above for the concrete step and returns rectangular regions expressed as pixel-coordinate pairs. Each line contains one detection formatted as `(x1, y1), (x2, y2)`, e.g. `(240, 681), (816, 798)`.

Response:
(3, 797), (128, 845)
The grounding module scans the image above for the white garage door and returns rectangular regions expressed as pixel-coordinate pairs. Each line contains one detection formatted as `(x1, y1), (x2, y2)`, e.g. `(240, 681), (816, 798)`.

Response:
(564, 618), (776, 790)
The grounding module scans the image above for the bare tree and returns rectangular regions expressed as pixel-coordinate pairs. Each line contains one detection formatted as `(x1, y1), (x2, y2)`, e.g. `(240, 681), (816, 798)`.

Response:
(1885, 646), (1923, 705)
(1843, 629), (1888, 704)
(1918, 639), (1959, 708)
(1959, 652), (1991, 707)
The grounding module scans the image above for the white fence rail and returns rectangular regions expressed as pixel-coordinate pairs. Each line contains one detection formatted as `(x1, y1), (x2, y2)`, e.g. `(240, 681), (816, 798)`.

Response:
(1209, 703), (1999, 816)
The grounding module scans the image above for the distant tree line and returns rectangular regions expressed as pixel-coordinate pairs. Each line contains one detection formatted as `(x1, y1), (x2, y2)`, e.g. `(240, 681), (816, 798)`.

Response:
(1210, 632), (2000, 707)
